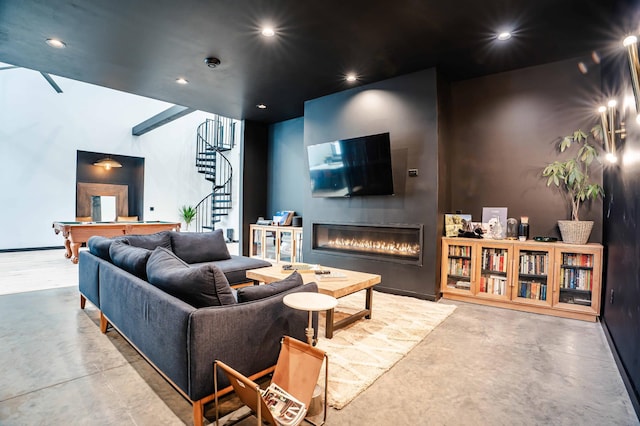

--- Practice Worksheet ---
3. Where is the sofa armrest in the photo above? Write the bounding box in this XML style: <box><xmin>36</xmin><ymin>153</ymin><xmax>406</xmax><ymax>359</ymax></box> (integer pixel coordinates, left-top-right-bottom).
<box><xmin>79</xmin><ymin>250</ymin><xmax>108</xmax><ymax>309</ymax></box>
<box><xmin>187</xmin><ymin>282</ymin><xmax>318</xmax><ymax>401</ymax></box>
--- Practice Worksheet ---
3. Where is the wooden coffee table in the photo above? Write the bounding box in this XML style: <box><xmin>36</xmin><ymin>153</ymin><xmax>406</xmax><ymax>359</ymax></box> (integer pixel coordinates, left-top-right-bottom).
<box><xmin>246</xmin><ymin>265</ymin><xmax>381</xmax><ymax>338</ymax></box>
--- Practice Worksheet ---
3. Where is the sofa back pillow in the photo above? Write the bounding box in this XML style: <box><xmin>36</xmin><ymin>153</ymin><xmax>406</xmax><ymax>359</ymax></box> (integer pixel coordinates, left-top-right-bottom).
<box><xmin>88</xmin><ymin>235</ymin><xmax>115</xmax><ymax>261</ymax></box>
<box><xmin>109</xmin><ymin>240</ymin><xmax>152</xmax><ymax>280</ymax></box>
<box><xmin>146</xmin><ymin>246</ymin><xmax>236</xmax><ymax>308</ymax></box>
<box><xmin>170</xmin><ymin>229</ymin><xmax>231</xmax><ymax>264</ymax></box>
<box><xmin>123</xmin><ymin>231</ymin><xmax>172</xmax><ymax>251</ymax></box>
<box><xmin>236</xmin><ymin>271</ymin><xmax>303</xmax><ymax>303</ymax></box>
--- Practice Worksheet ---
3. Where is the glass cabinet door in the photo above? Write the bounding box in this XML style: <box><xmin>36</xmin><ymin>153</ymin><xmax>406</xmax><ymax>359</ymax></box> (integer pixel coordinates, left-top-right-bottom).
<box><xmin>278</xmin><ymin>229</ymin><xmax>294</xmax><ymax>263</ymax></box>
<box><xmin>511</xmin><ymin>246</ymin><xmax>553</xmax><ymax>307</ymax></box>
<box><xmin>294</xmin><ymin>229</ymin><xmax>303</xmax><ymax>263</ymax></box>
<box><xmin>553</xmin><ymin>247</ymin><xmax>601</xmax><ymax>314</ymax></box>
<box><xmin>264</xmin><ymin>228</ymin><xmax>278</xmax><ymax>261</ymax></box>
<box><xmin>442</xmin><ymin>240</ymin><xmax>474</xmax><ymax>294</ymax></box>
<box><xmin>250</xmin><ymin>226</ymin><xmax>264</xmax><ymax>258</ymax></box>
<box><xmin>475</xmin><ymin>243</ymin><xmax>511</xmax><ymax>300</ymax></box>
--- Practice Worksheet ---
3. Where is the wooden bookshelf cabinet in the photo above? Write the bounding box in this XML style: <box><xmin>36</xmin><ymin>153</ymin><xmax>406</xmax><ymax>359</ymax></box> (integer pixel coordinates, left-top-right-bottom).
<box><xmin>249</xmin><ymin>224</ymin><xmax>303</xmax><ymax>263</ymax></box>
<box><xmin>440</xmin><ymin>237</ymin><xmax>603</xmax><ymax>321</ymax></box>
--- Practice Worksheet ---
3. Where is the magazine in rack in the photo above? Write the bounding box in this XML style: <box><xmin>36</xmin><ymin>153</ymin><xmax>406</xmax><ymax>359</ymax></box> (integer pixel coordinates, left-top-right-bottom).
<box><xmin>262</xmin><ymin>382</ymin><xmax>306</xmax><ymax>426</ymax></box>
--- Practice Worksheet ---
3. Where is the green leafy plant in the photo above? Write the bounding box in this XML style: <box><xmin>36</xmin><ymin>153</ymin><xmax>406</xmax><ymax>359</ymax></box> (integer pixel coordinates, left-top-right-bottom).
<box><xmin>179</xmin><ymin>205</ymin><xmax>197</xmax><ymax>231</ymax></box>
<box><xmin>542</xmin><ymin>127</ymin><xmax>605</xmax><ymax>221</ymax></box>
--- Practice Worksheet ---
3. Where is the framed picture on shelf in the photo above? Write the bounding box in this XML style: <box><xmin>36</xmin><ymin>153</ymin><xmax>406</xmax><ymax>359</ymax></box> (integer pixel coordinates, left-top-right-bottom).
<box><xmin>444</xmin><ymin>213</ymin><xmax>472</xmax><ymax>237</ymax></box>
<box><xmin>482</xmin><ymin>207</ymin><xmax>508</xmax><ymax>239</ymax></box>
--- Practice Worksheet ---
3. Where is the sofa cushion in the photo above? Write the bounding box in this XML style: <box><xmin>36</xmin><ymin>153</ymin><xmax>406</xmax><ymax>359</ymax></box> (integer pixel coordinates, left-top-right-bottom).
<box><xmin>191</xmin><ymin>255</ymin><xmax>272</xmax><ymax>285</ymax></box>
<box><xmin>109</xmin><ymin>240</ymin><xmax>152</xmax><ymax>280</ymax></box>
<box><xmin>146</xmin><ymin>247</ymin><xmax>236</xmax><ymax>308</ymax></box>
<box><xmin>87</xmin><ymin>235</ymin><xmax>114</xmax><ymax>261</ymax></box>
<box><xmin>123</xmin><ymin>231</ymin><xmax>172</xmax><ymax>251</ymax></box>
<box><xmin>170</xmin><ymin>229</ymin><xmax>231</xmax><ymax>264</ymax></box>
<box><xmin>236</xmin><ymin>271</ymin><xmax>303</xmax><ymax>303</ymax></box>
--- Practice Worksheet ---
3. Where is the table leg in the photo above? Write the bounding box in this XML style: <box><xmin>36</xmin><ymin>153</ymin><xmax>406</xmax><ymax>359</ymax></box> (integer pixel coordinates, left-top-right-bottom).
<box><xmin>63</xmin><ymin>238</ymin><xmax>72</xmax><ymax>259</ymax></box>
<box><xmin>325</xmin><ymin>308</ymin><xmax>335</xmax><ymax>339</ymax></box>
<box><xmin>305</xmin><ymin>311</ymin><xmax>314</xmax><ymax>346</ymax></box>
<box><xmin>365</xmin><ymin>287</ymin><xmax>373</xmax><ymax>319</ymax></box>
<box><xmin>70</xmin><ymin>242</ymin><xmax>81</xmax><ymax>264</ymax></box>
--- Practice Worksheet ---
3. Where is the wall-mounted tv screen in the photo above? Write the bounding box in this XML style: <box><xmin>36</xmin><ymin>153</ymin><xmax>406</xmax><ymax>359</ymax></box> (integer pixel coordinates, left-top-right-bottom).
<box><xmin>307</xmin><ymin>132</ymin><xmax>394</xmax><ymax>197</ymax></box>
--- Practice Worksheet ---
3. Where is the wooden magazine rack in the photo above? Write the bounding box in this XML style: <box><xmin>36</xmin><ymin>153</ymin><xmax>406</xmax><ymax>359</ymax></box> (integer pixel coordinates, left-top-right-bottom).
<box><xmin>214</xmin><ymin>336</ymin><xmax>328</xmax><ymax>425</ymax></box>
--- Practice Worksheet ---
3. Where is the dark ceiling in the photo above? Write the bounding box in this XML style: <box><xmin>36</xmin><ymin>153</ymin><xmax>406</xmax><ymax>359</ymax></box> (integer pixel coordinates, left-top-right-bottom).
<box><xmin>1</xmin><ymin>0</ymin><xmax>638</xmax><ymax>124</ymax></box>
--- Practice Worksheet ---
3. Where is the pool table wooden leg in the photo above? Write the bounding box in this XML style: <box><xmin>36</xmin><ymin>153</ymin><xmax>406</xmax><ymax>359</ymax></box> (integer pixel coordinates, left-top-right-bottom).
<box><xmin>70</xmin><ymin>242</ymin><xmax>81</xmax><ymax>264</ymax></box>
<box><xmin>63</xmin><ymin>238</ymin><xmax>72</xmax><ymax>259</ymax></box>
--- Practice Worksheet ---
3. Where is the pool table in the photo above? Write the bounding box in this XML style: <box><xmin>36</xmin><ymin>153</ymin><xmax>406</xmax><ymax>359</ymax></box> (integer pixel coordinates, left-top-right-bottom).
<box><xmin>52</xmin><ymin>221</ymin><xmax>181</xmax><ymax>264</ymax></box>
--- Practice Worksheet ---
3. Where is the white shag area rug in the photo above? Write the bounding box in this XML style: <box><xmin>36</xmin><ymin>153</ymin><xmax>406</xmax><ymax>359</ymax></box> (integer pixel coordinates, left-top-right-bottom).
<box><xmin>314</xmin><ymin>290</ymin><xmax>456</xmax><ymax>409</ymax></box>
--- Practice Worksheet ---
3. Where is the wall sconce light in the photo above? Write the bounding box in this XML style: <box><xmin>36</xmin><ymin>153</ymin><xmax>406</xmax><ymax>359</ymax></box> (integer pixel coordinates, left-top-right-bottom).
<box><xmin>623</xmin><ymin>35</ymin><xmax>640</xmax><ymax>124</ymax></box>
<box><xmin>598</xmin><ymin>100</ymin><xmax>624</xmax><ymax>163</ymax></box>
<box><xmin>93</xmin><ymin>156</ymin><xmax>123</xmax><ymax>170</ymax></box>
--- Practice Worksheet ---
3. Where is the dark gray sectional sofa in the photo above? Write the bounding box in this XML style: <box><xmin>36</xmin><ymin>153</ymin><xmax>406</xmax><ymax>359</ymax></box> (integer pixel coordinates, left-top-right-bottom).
<box><xmin>78</xmin><ymin>229</ymin><xmax>316</xmax><ymax>426</ymax></box>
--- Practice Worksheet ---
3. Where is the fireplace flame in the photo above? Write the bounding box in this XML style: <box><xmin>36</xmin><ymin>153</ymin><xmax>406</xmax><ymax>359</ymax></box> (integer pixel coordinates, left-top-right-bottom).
<box><xmin>324</xmin><ymin>237</ymin><xmax>420</xmax><ymax>257</ymax></box>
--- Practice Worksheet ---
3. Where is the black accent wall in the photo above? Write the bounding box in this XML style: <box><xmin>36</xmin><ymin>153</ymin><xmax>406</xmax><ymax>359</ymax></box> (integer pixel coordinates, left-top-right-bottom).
<box><xmin>445</xmin><ymin>58</ymin><xmax>603</xmax><ymax>242</ymax></box>
<box><xmin>241</xmin><ymin>121</ymin><xmax>269</xmax><ymax>256</ymax></box>
<box><xmin>76</xmin><ymin>151</ymin><xmax>144</xmax><ymax>219</ymax></box>
<box><xmin>300</xmin><ymin>69</ymin><xmax>440</xmax><ymax>299</ymax></box>
<box><xmin>601</xmin><ymin>55</ymin><xmax>640</xmax><ymax>414</ymax></box>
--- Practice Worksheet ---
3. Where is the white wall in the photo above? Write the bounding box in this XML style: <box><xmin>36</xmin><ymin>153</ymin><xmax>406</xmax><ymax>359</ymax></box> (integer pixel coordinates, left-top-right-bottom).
<box><xmin>0</xmin><ymin>64</ymin><xmax>240</xmax><ymax>249</ymax></box>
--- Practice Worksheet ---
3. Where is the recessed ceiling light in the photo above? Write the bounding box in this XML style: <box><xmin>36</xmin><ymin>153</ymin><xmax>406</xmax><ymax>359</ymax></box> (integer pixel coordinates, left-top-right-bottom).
<box><xmin>261</xmin><ymin>27</ymin><xmax>275</xmax><ymax>37</ymax></box>
<box><xmin>497</xmin><ymin>32</ymin><xmax>512</xmax><ymax>41</ymax></box>
<box><xmin>346</xmin><ymin>74</ymin><xmax>357</xmax><ymax>82</ymax></box>
<box><xmin>45</xmin><ymin>38</ymin><xmax>66</xmax><ymax>48</ymax></box>
<box><xmin>176</xmin><ymin>78</ymin><xmax>189</xmax><ymax>85</ymax></box>
<box><xmin>256</xmin><ymin>104</ymin><xmax>267</xmax><ymax>109</ymax></box>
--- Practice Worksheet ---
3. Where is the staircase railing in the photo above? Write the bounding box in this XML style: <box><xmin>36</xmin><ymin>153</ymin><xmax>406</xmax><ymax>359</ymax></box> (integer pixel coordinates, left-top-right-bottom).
<box><xmin>194</xmin><ymin>116</ymin><xmax>236</xmax><ymax>231</ymax></box>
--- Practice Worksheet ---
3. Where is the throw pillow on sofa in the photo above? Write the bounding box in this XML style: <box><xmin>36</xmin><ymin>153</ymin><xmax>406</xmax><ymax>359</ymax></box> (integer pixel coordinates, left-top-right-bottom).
<box><xmin>109</xmin><ymin>240</ymin><xmax>152</xmax><ymax>280</ymax></box>
<box><xmin>88</xmin><ymin>235</ymin><xmax>115</xmax><ymax>261</ymax></box>
<box><xmin>146</xmin><ymin>246</ymin><xmax>236</xmax><ymax>308</ymax></box>
<box><xmin>236</xmin><ymin>271</ymin><xmax>303</xmax><ymax>303</ymax></box>
<box><xmin>122</xmin><ymin>231</ymin><xmax>172</xmax><ymax>251</ymax></box>
<box><xmin>170</xmin><ymin>229</ymin><xmax>231</xmax><ymax>264</ymax></box>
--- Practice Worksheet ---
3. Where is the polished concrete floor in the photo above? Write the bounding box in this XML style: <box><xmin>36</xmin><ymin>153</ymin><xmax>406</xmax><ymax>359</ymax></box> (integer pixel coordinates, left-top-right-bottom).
<box><xmin>0</xmin><ymin>250</ymin><xmax>638</xmax><ymax>425</ymax></box>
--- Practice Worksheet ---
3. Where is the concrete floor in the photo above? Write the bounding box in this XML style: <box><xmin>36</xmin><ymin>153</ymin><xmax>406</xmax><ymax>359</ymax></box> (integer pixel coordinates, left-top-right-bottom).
<box><xmin>0</xmin><ymin>250</ymin><xmax>638</xmax><ymax>425</ymax></box>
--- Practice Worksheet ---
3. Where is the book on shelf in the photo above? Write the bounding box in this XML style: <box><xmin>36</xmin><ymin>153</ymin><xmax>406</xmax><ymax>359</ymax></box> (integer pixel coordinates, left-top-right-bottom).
<box><xmin>261</xmin><ymin>383</ymin><xmax>306</xmax><ymax>426</ymax></box>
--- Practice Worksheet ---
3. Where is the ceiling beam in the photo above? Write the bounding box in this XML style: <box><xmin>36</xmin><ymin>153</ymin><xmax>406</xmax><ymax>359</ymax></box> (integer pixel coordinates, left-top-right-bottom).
<box><xmin>132</xmin><ymin>105</ymin><xmax>195</xmax><ymax>136</ymax></box>
<box><xmin>40</xmin><ymin>72</ymin><xmax>63</xmax><ymax>93</ymax></box>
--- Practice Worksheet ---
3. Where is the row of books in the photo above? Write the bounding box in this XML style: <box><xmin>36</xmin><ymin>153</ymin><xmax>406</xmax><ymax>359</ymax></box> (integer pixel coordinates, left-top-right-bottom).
<box><xmin>518</xmin><ymin>280</ymin><xmax>548</xmax><ymax>301</ymax></box>
<box><xmin>562</xmin><ymin>253</ymin><xmax>594</xmax><ymax>267</ymax></box>
<box><xmin>478</xmin><ymin>275</ymin><xmax>507</xmax><ymax>295</ymax></box>
<box><xmin>560</xmin><ymin>268</ymin><xmax>593</xmax><ymax>291</ymax></box>
<box><xmin>448</xmin><ymin>245</ymin><xmax>471</xmax><ymax>257</ymax></box>
<box><xmin>447</xmin><ymin>258</ymin><xmax>471</xmax><ymax>277</ymax></box>
<box><xmin>519</xmin><ymin>252</ymin><xmax>549</xmax><ymax>275</ymax></box>
<box><xmin>481</xmin><ymin>249</ymin><xmax>508</xmax><ymax>273</ymax></box>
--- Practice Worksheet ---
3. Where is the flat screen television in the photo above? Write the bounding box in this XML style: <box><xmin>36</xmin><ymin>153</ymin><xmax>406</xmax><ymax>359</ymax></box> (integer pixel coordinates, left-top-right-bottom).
<box><xmin>307</xmin><ymin>132</ymin><xmax>394</xmax><ymax>197</ymax></box>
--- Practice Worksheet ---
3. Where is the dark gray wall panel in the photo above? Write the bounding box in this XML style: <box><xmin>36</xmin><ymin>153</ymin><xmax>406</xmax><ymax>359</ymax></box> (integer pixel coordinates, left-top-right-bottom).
<box><xmin>448</xmin><ymin>58</ymin><xmax>603</xmax><ymax>243</ymax></box>
<box><xmin>267</xmin><ymin>117</ymin><xmax>305</xmax><ymax>219</ymax></box>
<box><xmin>301</xmin><ymin>68</ymin><xmax>439</xmax><ymax>298</ymax></box>
<box><xmin>241</xmin><ymin>121</ymin><xmax>269</xmax><ymax>256</ymax></box>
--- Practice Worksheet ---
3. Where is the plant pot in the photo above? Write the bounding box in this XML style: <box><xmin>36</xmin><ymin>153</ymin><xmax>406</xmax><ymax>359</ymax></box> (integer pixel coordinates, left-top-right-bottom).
<box><xmin>557</xmin><ymin>220</ymin><xmax>593</xmax><ymax>245</ymax></box>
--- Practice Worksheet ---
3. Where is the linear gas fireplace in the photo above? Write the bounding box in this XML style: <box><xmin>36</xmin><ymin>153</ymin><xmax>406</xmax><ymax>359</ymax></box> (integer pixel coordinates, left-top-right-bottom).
<box><xmin>312</xmin><ymin>223</ymin><xmax>423</xmax><ymax>265</ymax></box>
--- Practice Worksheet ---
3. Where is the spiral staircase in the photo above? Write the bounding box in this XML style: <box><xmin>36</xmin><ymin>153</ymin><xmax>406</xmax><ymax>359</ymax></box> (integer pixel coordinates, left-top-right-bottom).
<box><xmin>193</xmin><ymin>116</ymin><xmax>236</xmax><ymax>231</ymax></box>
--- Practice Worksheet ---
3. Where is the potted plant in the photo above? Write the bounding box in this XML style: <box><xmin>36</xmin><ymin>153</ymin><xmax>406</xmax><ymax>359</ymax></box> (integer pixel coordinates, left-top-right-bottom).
<box><xmin>542</xmin><ymin>127</ymin><xmax>605</xmax><ymax>244</ymax></box>
<box><xmin>179</xmin><ymin>205</ymin><xmax>197</xmax><ymax>231</ymax></box>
